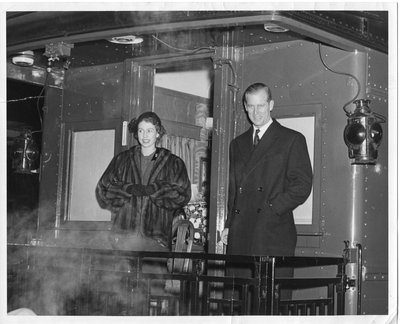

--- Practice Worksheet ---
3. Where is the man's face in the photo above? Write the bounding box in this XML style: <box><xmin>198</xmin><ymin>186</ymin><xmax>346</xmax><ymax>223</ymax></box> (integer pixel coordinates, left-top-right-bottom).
<box><xmin>244</xmin><ymin>90</ymin><xmax>274</xmax><ymax>127</ymax></box>
<box><xmin>137</xmin><ymin>120</ymin><xmax>158</xmax><ymax>149</ymax></box>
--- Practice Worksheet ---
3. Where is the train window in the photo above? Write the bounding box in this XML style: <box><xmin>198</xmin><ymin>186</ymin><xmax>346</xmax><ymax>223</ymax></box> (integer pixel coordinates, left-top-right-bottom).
<box><xmin>59</xmin><ymin>119</ymin><xmax>122</xmax><ymax>230</ymax></box>
<box><xmin>272</xmin><ymin>103</ymin><xmax>322</xmax><ymax>235</ymax></box>
<box><xmin>67</xmin><ymin>129</ymin><xmax>114</xmax><ymax>221</ymax></box>
<box><xmin>277</xmin><ymin>116</ymin><xmax>314</xmax><ymax>225</ymax></box>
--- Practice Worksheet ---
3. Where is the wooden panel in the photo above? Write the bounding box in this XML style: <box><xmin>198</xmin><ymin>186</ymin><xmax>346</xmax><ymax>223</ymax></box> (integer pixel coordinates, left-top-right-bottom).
<box><xmin>154</xmin><ymin>86</ymin><xmax>209</xmax><ymax>124</ymax></box>
<box><xmin>161</xmin><ymin>119</ymin><xmax>202</xmax><ymax>140</ymax></box>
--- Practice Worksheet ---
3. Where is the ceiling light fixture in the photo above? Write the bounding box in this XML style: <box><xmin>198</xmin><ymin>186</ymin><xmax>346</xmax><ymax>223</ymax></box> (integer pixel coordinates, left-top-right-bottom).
<box><xmin>108</xmin><ymin>35</ymin><xmax>144</xmax><ymax>45</ymax></box>
<box><xmin>11</xmin><ymin>50</ymin><xmax>35</xmax><ymax>67</ymax></box>
<box><xmin>264</xmin><ymin>23</ymin><xmax>289</xmax><ymax>33</ymax></box>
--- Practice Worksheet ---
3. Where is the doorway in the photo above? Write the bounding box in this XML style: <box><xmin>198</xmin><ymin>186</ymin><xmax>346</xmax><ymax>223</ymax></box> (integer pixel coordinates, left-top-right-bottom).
<box><xmin>153</xmin><ymin>58</ymin><xmax>214</xmax><ymax>252</ymax></box>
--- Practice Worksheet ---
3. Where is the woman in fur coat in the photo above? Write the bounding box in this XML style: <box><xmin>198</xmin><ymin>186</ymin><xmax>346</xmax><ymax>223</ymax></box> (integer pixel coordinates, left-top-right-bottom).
<box><xmin>96</xmin><ymin>111</ymin><xmax>191</xmax><ymax>252</ymax></box>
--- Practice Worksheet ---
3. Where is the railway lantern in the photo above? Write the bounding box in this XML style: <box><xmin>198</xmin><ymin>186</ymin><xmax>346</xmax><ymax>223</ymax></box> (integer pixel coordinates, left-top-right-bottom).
<box><xmin>344</xmin><ymin>99</ymin><xmax>385</xmax><ymax>165</ymax></box>
<box><xmin>11</xmin><ymin>129</ymin><xmax>39</xmax><ymax>174</ymax></box>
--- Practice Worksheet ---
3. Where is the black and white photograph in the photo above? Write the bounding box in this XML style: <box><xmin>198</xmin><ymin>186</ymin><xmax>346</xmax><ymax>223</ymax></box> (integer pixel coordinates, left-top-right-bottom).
<box><xmin>2</xmin><ymin>3</ymin><xmax>397</xmax><ymax>324</ymax></box>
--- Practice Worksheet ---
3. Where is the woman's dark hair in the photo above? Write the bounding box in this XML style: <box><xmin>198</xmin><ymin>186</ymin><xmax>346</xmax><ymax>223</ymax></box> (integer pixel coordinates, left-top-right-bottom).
<box><xmin>128</xmin><ymin>111</ymin><xmax>166</xmax><ymax>141</ymax></box>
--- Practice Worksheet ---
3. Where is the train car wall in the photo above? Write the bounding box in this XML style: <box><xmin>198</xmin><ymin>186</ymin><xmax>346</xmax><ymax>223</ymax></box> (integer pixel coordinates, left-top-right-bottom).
<box><xmin>232</xmin><ymin>40</ymin><xmax>388</xmax><ymax>314</ymax></box>
<box><xmin>38</xmin><ymin>63</ymin><xmax>126</xmax><ymax>246</ymax></box>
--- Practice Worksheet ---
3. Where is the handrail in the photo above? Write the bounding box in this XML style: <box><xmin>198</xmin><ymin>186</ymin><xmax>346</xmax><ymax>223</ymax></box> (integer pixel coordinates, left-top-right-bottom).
<box><xmin>7</xmin><ymin>243</ymin><xmax>348</xmax><ymax>315</ymax></box>
<box><xmin>7</xmin><ymin>243</ymin><xmax>344</xmax><ymax>266</ymax></box>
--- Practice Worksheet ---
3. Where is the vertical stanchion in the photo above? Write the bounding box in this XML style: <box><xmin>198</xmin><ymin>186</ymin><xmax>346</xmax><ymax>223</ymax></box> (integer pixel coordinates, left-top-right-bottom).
<box><xmin>269</xmin><ymin>257</ymin><xmax>275</xmax><ymax>315</ymax></box>
<box><xmin>256</xmin><ymin>256</ymin><xmax>274</xmax><ymax>314</ymax></box>
<box><xmin>336</xmin><ymin>256</ymin><xmax>346</xmax><ymax>315</ymax></box>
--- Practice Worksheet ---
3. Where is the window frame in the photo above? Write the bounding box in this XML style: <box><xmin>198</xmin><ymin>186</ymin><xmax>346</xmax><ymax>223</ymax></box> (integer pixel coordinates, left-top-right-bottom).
<box><xmin>271</xmin><ymin>103</ymin><xmax>323</xmax><ymax>240</ymax></box>
<box><xmin>58</xmin><ymin>119</ymin><xmax>122</xmax><ymax>231</ymax></box>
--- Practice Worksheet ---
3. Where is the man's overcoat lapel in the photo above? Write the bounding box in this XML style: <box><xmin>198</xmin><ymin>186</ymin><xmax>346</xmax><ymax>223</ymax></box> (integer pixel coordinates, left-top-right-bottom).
<box><xmin>238</xmin><ymin>120</ymin><xmax>280</xmax><ymax>186</ymax></box>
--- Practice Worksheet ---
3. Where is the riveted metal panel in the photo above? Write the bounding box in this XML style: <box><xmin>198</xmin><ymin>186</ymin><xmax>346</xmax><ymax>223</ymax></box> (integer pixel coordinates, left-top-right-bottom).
<box><xmin>37</xmin><ymin>86</ymin><xmax>63</xmax><ymax>234</ymax></box>
<box><xmin>367</xmin><ymin>50</ymin><xmax>389</xmax><ymax>99</ymax></box>
<box><xmin>234</xmin><ymin>40</ymin><xmax>388</xmax><ymax>313</ymax></box>
<box><xmin>361</xmin><ymin>50</ymin><xmax>389</xmax><ymax>315</ymax></box>
<box><xmin>62</xmin><ymin>63</ymin><xmax>124</xmax><ymax>122</ymax></box>
<box><xmin>236</xmin><ymin>40</ymin><xmax>361</xmax><ymax>254</ymax></box>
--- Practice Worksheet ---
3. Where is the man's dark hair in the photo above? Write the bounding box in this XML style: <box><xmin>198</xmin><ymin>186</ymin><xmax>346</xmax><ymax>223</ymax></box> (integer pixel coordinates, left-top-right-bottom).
<box><xmin>243</xmin><ymin>82</ymin><xmax>273</xmax><ymax>106</ymax></box>
<box><xmin>128</xmin><ymin>111</ymin><xmax>166</xmax><ymax>141</ymax></box>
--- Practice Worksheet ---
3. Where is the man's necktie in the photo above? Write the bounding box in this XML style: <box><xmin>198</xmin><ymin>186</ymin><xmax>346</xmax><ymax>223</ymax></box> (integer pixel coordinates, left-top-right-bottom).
<box><xmin>254</xmin><ymin>128</ymin><xmax>260</xmax><ymax>147</ymax></box>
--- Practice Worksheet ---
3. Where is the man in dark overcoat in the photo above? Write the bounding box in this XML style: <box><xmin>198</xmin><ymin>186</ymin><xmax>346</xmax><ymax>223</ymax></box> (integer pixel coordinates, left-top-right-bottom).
<box><xmin>222</xmin><ymin>82</ymin><xmax>313</xmax><ymax>268</ymax></box>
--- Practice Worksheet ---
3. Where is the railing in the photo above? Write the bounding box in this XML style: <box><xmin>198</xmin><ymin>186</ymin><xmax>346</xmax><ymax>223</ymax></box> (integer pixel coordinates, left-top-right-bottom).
<box><xmin>7</xmin><ymin>243</ymin><xmax>347</xmax><ymax>315</ymax></box>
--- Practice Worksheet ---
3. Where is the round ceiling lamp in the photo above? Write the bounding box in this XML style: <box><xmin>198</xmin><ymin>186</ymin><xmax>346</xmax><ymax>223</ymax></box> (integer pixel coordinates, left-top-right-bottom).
<box><xmin>108</xmin><ymin>35</ymin><xmax>144</xmax><ymax>45</ymax></box>
<box><xmin>11</xmin><ymin>50</ymin><xmax>35</xmax><ymax>67</ymax></box>
<box><xmin>264</xmin><ymin>23</ymin><xmax>290</xmax><ymax>33</ymax></box>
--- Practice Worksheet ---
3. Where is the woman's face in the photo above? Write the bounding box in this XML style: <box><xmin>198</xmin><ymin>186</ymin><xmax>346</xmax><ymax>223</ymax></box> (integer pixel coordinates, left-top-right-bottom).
<box><xmin>137</xmin><ymin>120</ymin><xmax>159</xmax><ymax>149</ymax></box>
